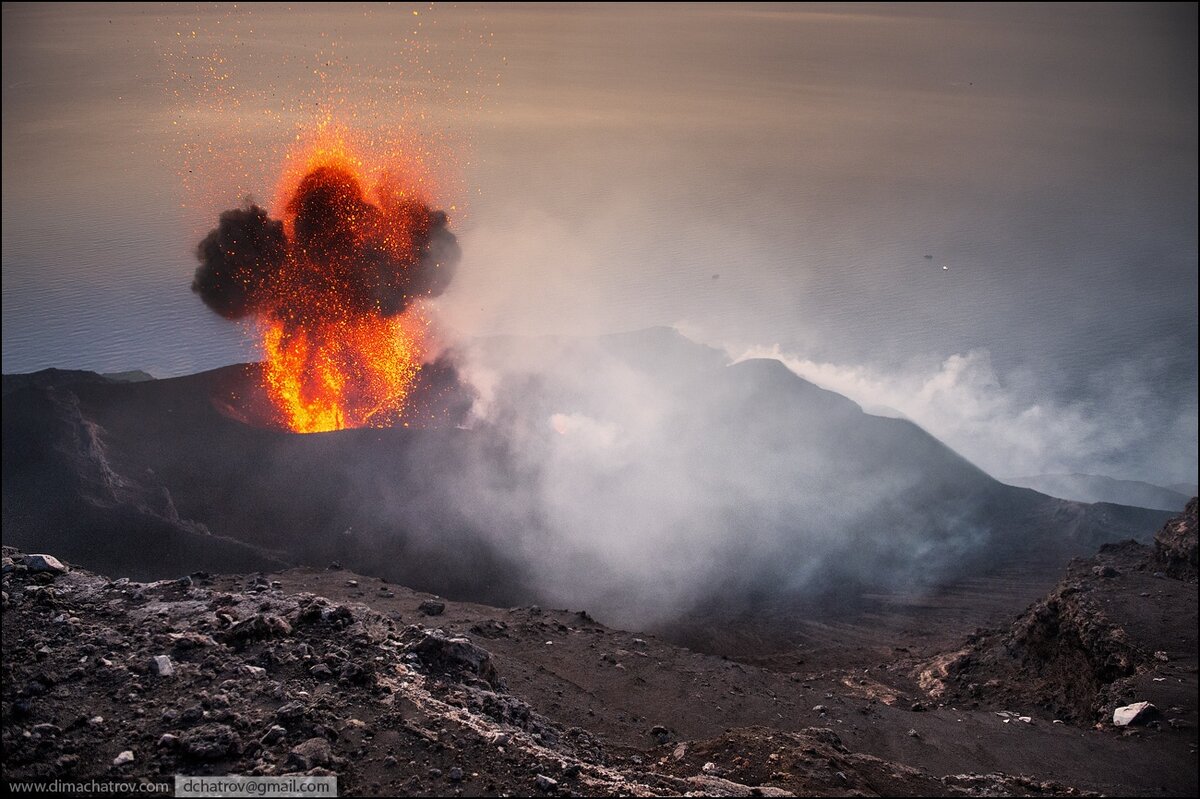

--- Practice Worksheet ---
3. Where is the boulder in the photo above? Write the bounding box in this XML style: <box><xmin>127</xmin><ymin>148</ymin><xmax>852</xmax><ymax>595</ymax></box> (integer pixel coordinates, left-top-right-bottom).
<box><xmin>287</xmin><ymin>737</ymin><xmax>333</xmax><ymax>770</ymax></box>
<box><xmin>418</xmin><ymin>599</ymin><xmax>446</xmax><ymax>616</ymax></box>
<box><xmin>1113</xmin><ymin>701</ymin><xmax>1157</xmax><ymax>727</ymax></box>
<box><xmin>403</xmin><ymin>629</ymin><xmax>498</xmax><ymax>685</ymax></box>
<box><xmin>261</xmin><ymin>725</ymin><xmax>287</xmax><ymax>745</ymax></box>
<box><xmin>276</xmin><ymin>701</ymin><xmax>306</xmax><ymax>722</ymax></box>
<box><xmin>222</xmin><ymin>613</ymin><xmax>292</xmax><ymax>646</ymax></box>
<box><xmin>24</xmin><ymin>554</ymin><xmax>68</xmax><ymax>575</ymax></box>
<box><xmin>1155</xmin><ymin>498</ymin><xmax>1198</xmax><ymax>578</ymax></box>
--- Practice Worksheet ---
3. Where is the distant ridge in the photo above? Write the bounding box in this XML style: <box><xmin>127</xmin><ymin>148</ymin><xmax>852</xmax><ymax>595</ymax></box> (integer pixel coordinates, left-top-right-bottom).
<box><xmin>1004</xmin><ymin>472</ymin><xmax>1191</xmax><ymax>513</ymax></box>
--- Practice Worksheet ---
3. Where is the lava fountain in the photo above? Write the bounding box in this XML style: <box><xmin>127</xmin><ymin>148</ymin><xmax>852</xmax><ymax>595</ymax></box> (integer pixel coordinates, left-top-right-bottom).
<box><xmin>192</xmin><ymin>136</ymin><xmax>459</xmax><ymax>432</ymax></box>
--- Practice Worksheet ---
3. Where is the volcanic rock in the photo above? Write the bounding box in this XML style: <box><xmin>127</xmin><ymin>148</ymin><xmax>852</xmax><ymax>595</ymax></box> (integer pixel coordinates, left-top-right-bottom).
<box><xmin>922</xmin><ymin>499</ymin><xmax>1199</xmax><ymax>733</ymax></box>
<box><xmin>2</xmin><ymin>543</ymin><xmax>1194</xmax><ymax>796</ymax></box>
<box><xmin>403</xmin><ymin>628</ymin><xmax>498</xmax><ymax>685</ymax></box>
<box><xmin>261</xmin><ymin>725</ymin><xmax>287</xmax><ymax>745</ymax></box>
<box><xmin>287</xmin><ymin>737</ymin><xmax>333</xmax><ymax>770</ymax></box>
<box><xmin>222</xmin><ymin>613</ymin><xmax>292</xmax><ymax>646</ymax></box>
<box><xmin>921</xmin><ymin>564</ymin><xmax>1141</xmax><ymax>721</ymax></box>
<box><xmin>23</xmin><ymin>554</ymin><xmax>68</xmax><ymax>575</ymax></box>
<box><xmin>685</xmin><ymin>775</ymin><xmax>795</xmax><ymax>797</ymax></box>
<box><xmin>182</xmin><ymin>724</ymin><xmax>241</xmax><ymax>760</ymax></box>
<box><xmin>1113</xmin><ymin>702</ymin><xmax>1157</xmax><ymax>727</ymax></box>
<box><xmin>275</xmin><ymin>701</ymin><xmax>306</xmax><ymax>722</ymax></box>
<box><xmin>418</xmin><ymin>599</ymin><xmax>446</xmax><ymax>616</ymax></box>
<box><xmin>1155</xmin><ymin>497</ymin><xmax>1197</xmax><ymax>578</ymax></box>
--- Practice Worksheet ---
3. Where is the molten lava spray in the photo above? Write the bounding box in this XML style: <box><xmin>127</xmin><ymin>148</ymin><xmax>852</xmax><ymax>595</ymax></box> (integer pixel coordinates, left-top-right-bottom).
<box><xmin>192</xmin><ymin>140</ymin><xmax>459</xmax><ymax>432</ymax></box>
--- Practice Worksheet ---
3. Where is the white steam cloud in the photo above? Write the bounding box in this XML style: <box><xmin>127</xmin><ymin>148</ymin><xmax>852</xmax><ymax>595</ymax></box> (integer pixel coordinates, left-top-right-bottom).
<box><xmin>732</xmin><ymin>343</ymin><xmax>1196</xmax><ymax>485</ymax></box>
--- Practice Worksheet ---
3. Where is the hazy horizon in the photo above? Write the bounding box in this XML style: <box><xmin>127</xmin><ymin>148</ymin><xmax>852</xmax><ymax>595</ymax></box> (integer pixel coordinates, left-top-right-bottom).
<box><xmin>2</xmin><ymin>2</ymin><xmax>1196</xmax><ymax>486</ymax></box>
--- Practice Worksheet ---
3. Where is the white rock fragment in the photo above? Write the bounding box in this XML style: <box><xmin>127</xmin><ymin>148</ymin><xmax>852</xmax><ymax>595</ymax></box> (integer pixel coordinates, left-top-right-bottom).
<box><xmin>24</xmin><ymin>554</ymin><xmax>68</xmax><ymax>574</ymax></box>
<box><xmin>113</xmin><ymin>750</ymin><xmax>135</xmax><ymax>766</ymax></box>
<box><xmin>151</xmin><ymin>655</ymin><xmax>174</xmax><ymax>677</ymax></box>
<box><xmin>1113</xmin><ymin>701</ymin><xmax>1156</xmax><ymax>727</ymax></box>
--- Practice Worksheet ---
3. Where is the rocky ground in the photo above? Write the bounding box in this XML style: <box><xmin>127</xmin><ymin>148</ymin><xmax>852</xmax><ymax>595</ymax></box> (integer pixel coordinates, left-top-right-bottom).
<box><xmin>923</xmin><ymin>499</ymin><xmax>1197</xmax><ymax>732</ymax></box>
<box><xmin>2</xmin><ymin>503</ymin><xmax>1197</xmax><ymax>797</ymax></box>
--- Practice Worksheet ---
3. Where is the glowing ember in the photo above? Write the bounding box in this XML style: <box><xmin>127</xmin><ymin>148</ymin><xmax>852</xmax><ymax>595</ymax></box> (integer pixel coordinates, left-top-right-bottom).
<box><xmin>192</xmin><ymin>132</ymin><xmax>459</xmax><ymax>433</ymax></box>
<box><xmin>262</xmin><ymin>313</ymin><xmax>425</xmax><ymax>432</ymax></box>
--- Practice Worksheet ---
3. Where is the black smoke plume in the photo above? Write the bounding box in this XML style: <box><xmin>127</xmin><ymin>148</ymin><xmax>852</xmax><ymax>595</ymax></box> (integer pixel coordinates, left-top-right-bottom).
<box><xmin>192</xmin><ymin>166</ymin><xmax>460</xmax><ymax>324</ymax></box>
<box><xmin>193</xmin><ymin>205</ymin><xmax>286</xmax><ymax>320</ymax></box>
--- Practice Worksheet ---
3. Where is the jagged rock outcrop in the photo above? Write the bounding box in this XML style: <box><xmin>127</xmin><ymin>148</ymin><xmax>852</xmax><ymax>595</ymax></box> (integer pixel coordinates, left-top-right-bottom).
<box><xmin>1155</xmin><ymin>497</ymin><xmax>1198</xmax><ymax>579</ymax></box>
<box><xmin>917</xmin><ymin>570</ymin><xmax>1141</xmax><ymax>723</ymax></box>
<box><xmin>921</xmin><ymin>500</ymin><xmax>1199</xmax><ymax>726</ymax></box>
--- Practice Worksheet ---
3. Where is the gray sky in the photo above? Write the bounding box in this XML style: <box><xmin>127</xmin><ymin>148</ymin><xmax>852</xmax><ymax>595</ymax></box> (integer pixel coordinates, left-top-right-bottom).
<box><xmin>2</xmin><ymin>2</ymin><xmax>1196</xmax><ymax>484</ymax></box>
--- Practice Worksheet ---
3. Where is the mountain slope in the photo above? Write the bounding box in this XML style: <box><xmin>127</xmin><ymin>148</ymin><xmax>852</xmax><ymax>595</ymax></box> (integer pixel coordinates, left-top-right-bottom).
<box><xmin>1004</xmin><ymin>473</ymin><xmax>1191</xmax><ymax>512</ymax></box>
<box><xmin>1</xmin><ymin>329</ymin><xmax>1170</xmax><ymax>638</ymax></box>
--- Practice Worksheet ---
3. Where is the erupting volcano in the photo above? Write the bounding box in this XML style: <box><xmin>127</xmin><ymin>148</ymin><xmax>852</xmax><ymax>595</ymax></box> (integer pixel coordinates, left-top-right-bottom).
<box><xmin>192</xmin><ymin>137</ymin><xmax>460</xmax><ymax>432</ymax></box>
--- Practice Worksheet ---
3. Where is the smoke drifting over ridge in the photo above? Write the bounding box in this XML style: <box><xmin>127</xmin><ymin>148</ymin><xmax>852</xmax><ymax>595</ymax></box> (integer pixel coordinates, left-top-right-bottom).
<box><xmin>734</xmin><ymin>344</ymin><xmax>1199</xmax><ymax>487</ymax></box>
<box><xmin>340</xmin><ymin>327</ymin><xmax>1139</xmax><ymax>631</ymax></box>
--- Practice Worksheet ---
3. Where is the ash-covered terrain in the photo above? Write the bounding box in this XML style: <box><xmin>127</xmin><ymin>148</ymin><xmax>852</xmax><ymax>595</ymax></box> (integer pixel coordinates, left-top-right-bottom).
<box><xmin>1</xmin><ymin>500</ymin><xmax>1196</xmax><ymax>795</ymax></box>
<box><xmin>2</xmin><ymin>329</ymin><xmax>1195</xmax><ymax>795</ymax></box>
<box><xmin>0</xmin><ymin>330</ymin><xmax>1170</xmax><ymax>639</ymax></box>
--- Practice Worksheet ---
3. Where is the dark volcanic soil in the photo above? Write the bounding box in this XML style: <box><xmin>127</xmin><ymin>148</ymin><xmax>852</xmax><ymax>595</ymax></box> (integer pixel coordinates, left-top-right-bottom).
<box><xmin>3</xmin><ymin>526</ymin><xmax>1197</xmax><ymax>796</ymax></box>
<box><xmin>923</xmin><ymin>500</ymin><xmax>1198</xmax><ymax>733</ymax></box>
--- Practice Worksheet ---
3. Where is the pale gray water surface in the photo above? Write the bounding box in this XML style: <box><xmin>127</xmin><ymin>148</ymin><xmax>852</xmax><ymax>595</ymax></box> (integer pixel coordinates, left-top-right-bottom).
<box><xmin>2</xmin><ymin>3</ymin><xmax>1196</xmax><ymax>483</ymax></box>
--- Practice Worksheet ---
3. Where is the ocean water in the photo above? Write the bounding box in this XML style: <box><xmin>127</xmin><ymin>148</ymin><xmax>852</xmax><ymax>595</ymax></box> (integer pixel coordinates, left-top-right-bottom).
<box><xmin>2</xmin><ymin>3</ymin><xmax>1196</xmax><ymax>482</ymax></box>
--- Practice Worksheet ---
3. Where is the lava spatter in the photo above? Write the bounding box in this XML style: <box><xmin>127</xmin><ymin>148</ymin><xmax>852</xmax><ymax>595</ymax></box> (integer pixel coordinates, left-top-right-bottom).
<box><xmin>193</xmin><ymin>132</ymin><xmax>459</xmax><ymax>432</ymax></box>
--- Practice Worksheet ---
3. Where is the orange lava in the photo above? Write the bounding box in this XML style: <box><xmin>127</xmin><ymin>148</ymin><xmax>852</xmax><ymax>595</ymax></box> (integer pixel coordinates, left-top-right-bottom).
<box><xmin>258</xmin><ymin>134</ymin><xmax>441</xmax><ymax>433</ymax></box>
<box><xmin>262</xmin><ymin>313</ymin><xmax>426</xmax><ymax>433</ymax></box>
